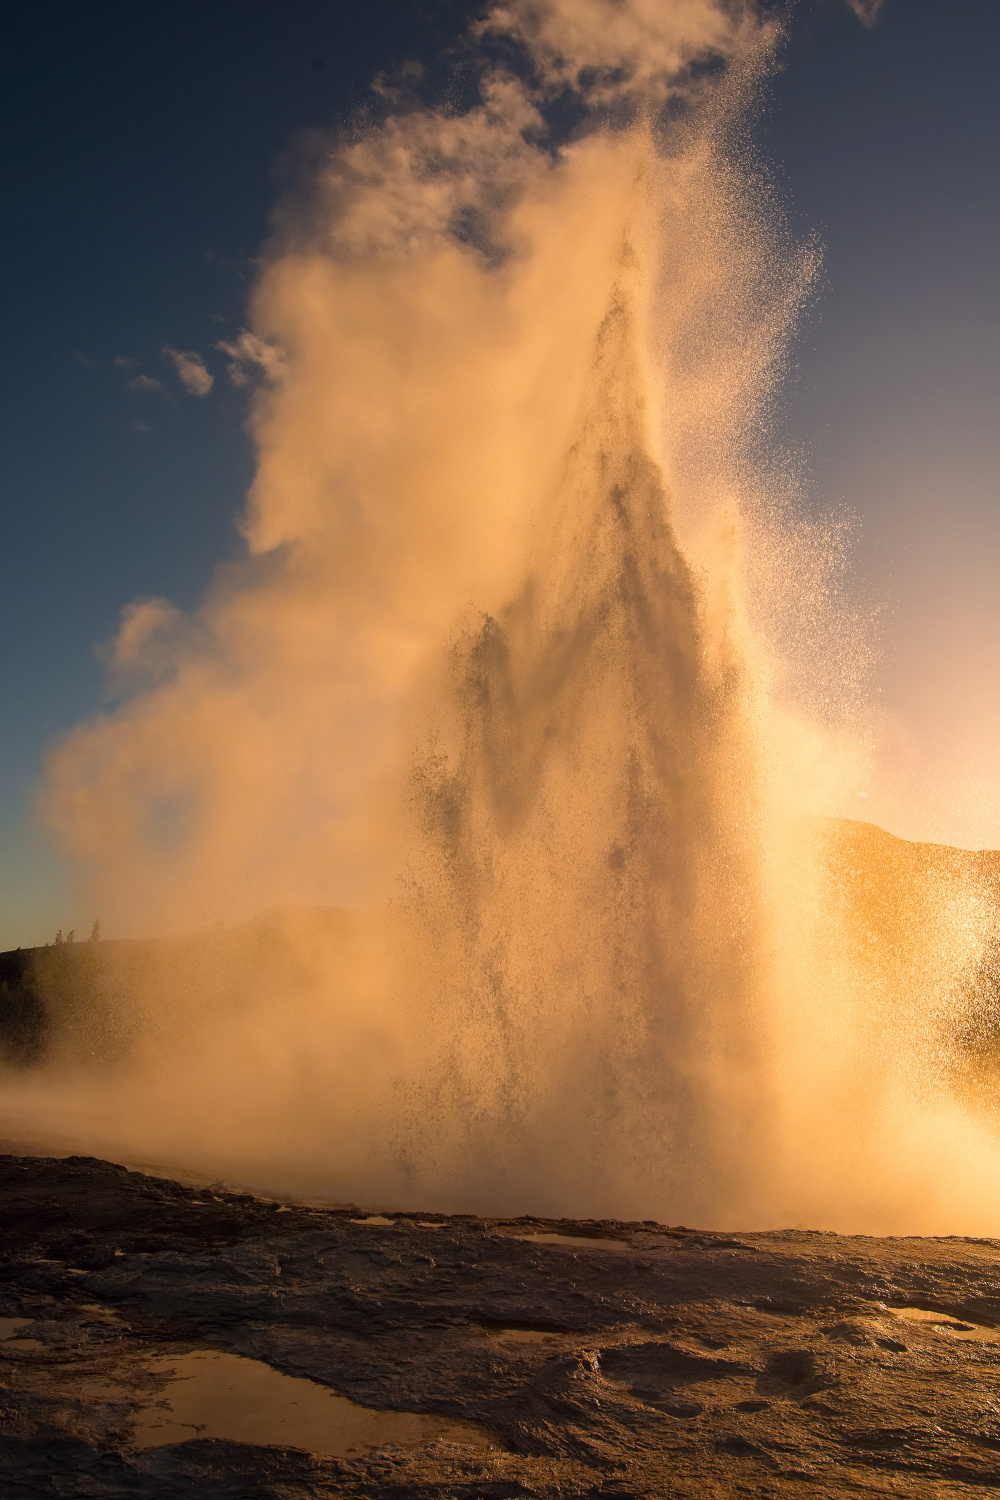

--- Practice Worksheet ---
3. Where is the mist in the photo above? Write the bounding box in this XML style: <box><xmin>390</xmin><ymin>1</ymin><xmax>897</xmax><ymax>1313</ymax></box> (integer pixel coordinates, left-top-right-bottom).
<box><xmin>5</xmin><ymin>0</ymin><xmax>1000</xmax><ymax>1235</ymax></box>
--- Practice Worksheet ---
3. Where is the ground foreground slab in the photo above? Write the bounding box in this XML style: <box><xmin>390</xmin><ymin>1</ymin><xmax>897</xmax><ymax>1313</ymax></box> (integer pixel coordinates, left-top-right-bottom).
<box><xmin>2</xmin><ymin>1155</ymin><xmax>1000</xmax><ymax>1497</ymax></box>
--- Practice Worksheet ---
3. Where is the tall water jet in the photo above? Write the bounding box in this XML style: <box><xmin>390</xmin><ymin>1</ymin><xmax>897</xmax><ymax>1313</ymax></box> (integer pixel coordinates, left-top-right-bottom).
<box><xmin>399</xmin><ymin>220</ymin><xmax>767</xmax><ymax>1223</ymax></box>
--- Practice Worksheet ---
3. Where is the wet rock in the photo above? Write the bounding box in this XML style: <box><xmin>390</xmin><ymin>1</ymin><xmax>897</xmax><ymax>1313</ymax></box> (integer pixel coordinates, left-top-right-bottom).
<box><xmin>4</xmin><ymin>1152</ymin><xmax>1000</xmax><ymax>1496</ymax></box>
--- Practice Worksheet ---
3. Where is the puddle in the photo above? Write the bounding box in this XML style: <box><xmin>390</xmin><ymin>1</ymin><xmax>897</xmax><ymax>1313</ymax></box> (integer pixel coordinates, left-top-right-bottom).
<box><xmin>512</xmin><ymin>1232</ymin><xmax>633</xmax><ymax>1252</ymax></box>
<box><xmin>889</xmin><ymin>1307</ymin><xmax>997</xmax><ymax>1341</ymax></box>
<box><xmin>351</xmin><ymin>1216</ymin><xmax>395</xmax><ymax>1226</ymax></box>
<box><xmin>487</xmin><ymin>1328</ymin><xmax>561</xmax><ymax>1345</ymax></box>
<box><xmin>131</xmin><ymin>1350</ymin><xmax>494</xmax><ymax>1456</ymax></box>
<box><xmin>0</xmin><ymin>1320</ymin><xmax>45</xmax><ymax>1353</ymax></box>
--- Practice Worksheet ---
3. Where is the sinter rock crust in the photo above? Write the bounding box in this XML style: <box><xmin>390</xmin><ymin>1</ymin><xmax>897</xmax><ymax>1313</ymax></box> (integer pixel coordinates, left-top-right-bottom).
<box><xmin>2</xmin><ymin>1155</ymin><xmax>1000</xmax><ymax>1496</ymax></box>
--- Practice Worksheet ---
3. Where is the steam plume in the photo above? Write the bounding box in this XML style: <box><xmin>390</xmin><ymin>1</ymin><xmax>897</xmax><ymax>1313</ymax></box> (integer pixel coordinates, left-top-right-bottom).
<box><xmin>8</xmin><ymin>0</ymin><xmax>1000</xmax><ymax>1233</ymax></box>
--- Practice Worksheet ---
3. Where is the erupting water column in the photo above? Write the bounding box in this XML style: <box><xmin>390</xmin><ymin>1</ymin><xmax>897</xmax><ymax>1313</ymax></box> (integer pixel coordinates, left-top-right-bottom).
<box><xmin>398</xmin><ymin>171</ymin><xmax>769</xmax><ymax>1223</ymax></box>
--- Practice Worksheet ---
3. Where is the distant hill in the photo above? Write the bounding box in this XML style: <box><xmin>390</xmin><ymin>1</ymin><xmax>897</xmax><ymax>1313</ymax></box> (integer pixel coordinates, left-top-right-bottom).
<box><xmin>0</xmin><ymin>905</ymin><xmax>371</xmax><ymax>1071</ymax></box>
<box><xmin>2</xmin><ymin>821</ymin><xmax>998</xmax><ymax>1077</ymax></box>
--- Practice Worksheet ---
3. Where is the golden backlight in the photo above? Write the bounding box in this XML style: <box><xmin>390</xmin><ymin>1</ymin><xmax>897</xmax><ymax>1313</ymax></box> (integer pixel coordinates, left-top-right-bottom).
<box><xmin>4</xmin><ymin>1</ymin><xmax>1000</xmax><ymax>1234</ymax></box>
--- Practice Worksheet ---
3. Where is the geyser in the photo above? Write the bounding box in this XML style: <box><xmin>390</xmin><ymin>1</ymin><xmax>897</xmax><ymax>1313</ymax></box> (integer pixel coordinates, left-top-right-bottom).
<box><xmin>5</xmin><ymin>0</ymin><xmax>1000</xmax><ymax>1233</ymax></box>
<box><xmin>398</xmin><ymin>261</ymin><xmax>769</xmax><ymax>1225</ymax></box>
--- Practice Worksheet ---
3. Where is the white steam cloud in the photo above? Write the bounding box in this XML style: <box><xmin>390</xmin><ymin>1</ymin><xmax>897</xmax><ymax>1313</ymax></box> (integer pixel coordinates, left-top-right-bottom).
<box><xmin>7</xmin><ymin>0</ymin><xmax>999</xmax><ymax>1237</ymax></box>
<box><xmin>481</xmin><ymin>0</ymin><xmax>760</xmax><ymax>99</ymax></box>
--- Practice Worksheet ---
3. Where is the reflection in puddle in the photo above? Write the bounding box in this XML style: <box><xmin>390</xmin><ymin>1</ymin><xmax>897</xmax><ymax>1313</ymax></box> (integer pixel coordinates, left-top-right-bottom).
<box><xmin>889</xmin><ymin>1307</ymin><xmax>997</xmax><ymax>1341</ymax></box>
<box><xmin>488</xmin><ymin>1328</ymin><xmax>561</xmax><ymax>1345</ymax></box>
<box><xmin>132</xmin><ymin>1351</ymin><xmax>495</xmax><ymax>1456</ymax></box>
<box><xmin>512</xmin><ymin>1232</ymin><xmax>633</xmax><ymax>1252</ymax></box>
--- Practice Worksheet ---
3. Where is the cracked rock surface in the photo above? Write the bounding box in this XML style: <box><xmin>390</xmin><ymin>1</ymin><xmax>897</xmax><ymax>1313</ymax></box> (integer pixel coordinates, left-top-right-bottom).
<box><xmin>3</xmin><ymin>1154</ymin><xmax>1000</xmax><ymax>1496</ymax></box>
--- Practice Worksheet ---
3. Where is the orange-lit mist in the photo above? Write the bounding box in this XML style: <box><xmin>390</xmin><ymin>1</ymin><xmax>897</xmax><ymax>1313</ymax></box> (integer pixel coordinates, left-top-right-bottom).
<box><xmin>4</xmin><ymin>0</ymin><xmax>1000</xmax><ymax>1234</ymax></box>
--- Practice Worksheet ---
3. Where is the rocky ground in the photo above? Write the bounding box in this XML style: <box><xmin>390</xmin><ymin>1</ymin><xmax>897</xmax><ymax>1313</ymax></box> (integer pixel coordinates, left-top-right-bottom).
<box><xmin>2</xmin><ymin>1154</ymin><xmax>1000</xmax><ymax>1497</ymax></box>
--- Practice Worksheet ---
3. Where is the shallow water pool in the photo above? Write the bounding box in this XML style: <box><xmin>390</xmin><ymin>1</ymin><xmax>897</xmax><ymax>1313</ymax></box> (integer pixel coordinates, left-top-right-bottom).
<box><xmin>131</xmin><ymin>1349</ymin><xmax>495</xmax><ymax>1456</ymax></box>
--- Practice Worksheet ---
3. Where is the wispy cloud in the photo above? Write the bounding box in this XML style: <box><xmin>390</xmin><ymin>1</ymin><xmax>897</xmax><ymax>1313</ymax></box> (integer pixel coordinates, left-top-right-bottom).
<box><xmin>125</xmin><ymin>373</ymin><xmax>164</xmax><ymax>394</ymax></box>
<box><xmin>844</xmin><ymin>0</ymin><xmax>887</xmax><ymax>25</ymax></box>
<box><xmin>215</xmin><ymin>331</ymin><xmax>286</xmax><ymax>388</ymax></box>
<box><xmin>162</xmin><ymin>346</ymin><xmax>214</xmax><ymax>396</ymax></box>
<box><xmin>114</xmin><ymin>358</ymin><xmax>164</xmax><ymax>394</ymax></box>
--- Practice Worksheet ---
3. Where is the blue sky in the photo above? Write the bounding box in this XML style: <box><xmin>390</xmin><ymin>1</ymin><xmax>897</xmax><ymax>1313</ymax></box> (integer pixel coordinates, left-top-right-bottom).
<box><xmin>1</xmin><ymin>0</ymin><xmax>998</xmax><ymax>946</ymax></box>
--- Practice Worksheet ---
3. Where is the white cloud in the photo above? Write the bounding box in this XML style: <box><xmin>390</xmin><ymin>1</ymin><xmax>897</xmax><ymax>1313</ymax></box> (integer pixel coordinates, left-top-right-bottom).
<box><xmin>162</xmin><ymin>346</ymin><xmax>214</xmax><ymax>396</ymax></box>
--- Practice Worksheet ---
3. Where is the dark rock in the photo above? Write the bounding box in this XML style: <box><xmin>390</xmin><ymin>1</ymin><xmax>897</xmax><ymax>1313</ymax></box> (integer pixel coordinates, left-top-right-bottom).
<box><xmin>4</xmin><ymin>1151</ymin><xmax>1000</xmax><ymax>1496</ymax></box>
